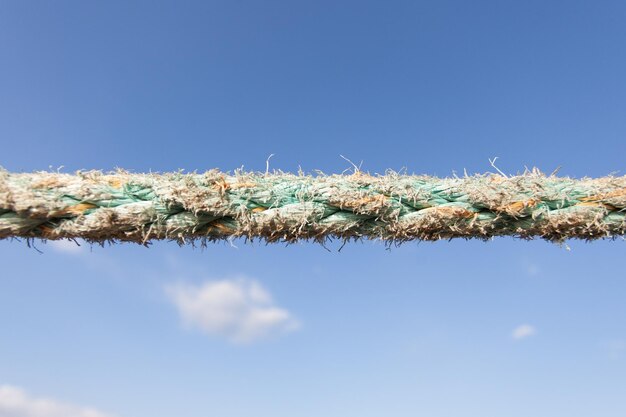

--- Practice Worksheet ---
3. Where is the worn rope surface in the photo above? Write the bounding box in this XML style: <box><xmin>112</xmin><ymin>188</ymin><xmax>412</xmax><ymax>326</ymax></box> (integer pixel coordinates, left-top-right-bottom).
<box><xmin>1</xmin><ymin>168</ymin><xmax>625</xmax><ymax>244</ymax></box>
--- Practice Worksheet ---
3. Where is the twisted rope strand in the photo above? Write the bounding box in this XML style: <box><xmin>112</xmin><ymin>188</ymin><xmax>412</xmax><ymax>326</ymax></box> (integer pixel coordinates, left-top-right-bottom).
<box><xmin>1</xmin><ymin>169</ymin><xmax>625</xmax><ymax>244</ymax></box>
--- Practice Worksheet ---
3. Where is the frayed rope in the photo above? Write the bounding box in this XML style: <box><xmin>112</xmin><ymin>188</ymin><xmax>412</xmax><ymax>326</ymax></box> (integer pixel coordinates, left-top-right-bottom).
<box><xmin>1</xmin><ymin>168</ymin><xmax>625</xmax><ymax>245</ymax></box>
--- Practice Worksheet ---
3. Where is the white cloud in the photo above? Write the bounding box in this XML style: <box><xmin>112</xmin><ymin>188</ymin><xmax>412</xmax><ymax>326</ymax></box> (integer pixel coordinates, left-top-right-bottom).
<box><xmin>165</xmin><ymin>277</ymin><xmax>300</xmax><ymax>343</ymax></box>
<box><xmin>511</xmin><ymin>324</ymin><xmax>536</xmax><ymax>340</ymax></box>
<box><xmin>0</xmin><ymin>385</ymin><xmax>117</xmax><ymax>417</ymax></box>
<box><xmin>47</xmin><ymin>239</ymin><xmax>84</xmax><ymax>254</ymax></box>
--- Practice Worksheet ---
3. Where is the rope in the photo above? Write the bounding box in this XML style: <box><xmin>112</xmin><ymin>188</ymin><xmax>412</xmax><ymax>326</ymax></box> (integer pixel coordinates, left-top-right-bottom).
<box><xmin>1</xmin><ymin>168</ymin><xmax>625</xmax><ymax>244</ymax></box>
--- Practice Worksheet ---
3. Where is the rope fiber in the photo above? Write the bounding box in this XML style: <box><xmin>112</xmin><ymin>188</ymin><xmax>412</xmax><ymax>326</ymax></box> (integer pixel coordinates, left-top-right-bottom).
<box><xmin>1</xmin><ymin>168</ymin><xmax>625</xmax><ymax>245</ymax></box>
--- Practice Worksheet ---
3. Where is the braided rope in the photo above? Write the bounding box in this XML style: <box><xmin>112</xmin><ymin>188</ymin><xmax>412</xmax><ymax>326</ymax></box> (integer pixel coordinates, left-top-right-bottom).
<box><xmin>1</xmin><ymin>169</ymin><xmax>625</xmax><ymax>244</ymax></box>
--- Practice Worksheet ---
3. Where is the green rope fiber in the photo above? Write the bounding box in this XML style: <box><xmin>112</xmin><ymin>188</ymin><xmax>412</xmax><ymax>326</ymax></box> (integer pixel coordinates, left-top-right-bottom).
<box><xmin>1</xmin><ymin>168</ymin><xmax>625</xmax><ymax>244</ymax></box>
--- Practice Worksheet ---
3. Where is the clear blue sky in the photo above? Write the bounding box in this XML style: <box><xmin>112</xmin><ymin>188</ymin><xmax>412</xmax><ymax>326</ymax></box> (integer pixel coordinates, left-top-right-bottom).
<box><xmin>1</xmin><ymin>1</ymin><xmax>626</xmax><ymax>416</ymax></box>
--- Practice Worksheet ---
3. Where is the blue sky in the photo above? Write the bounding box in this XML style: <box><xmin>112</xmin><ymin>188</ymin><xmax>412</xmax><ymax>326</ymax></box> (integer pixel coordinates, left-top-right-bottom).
<box><xmin>1</xmin><ymin>1</ymin><xmax>626</xmax><ymax>416</ymax></box>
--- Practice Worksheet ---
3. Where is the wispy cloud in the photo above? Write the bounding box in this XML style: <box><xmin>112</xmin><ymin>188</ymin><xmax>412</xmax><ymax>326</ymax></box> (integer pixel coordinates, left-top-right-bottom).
<box><xmin>606</xmin><ymin>340</ymin><xmax>626</xmax><ymax>359</ymax></box>
<box><xmin>511</xmin><ymin>324</ymin><xmax>536</xmax><ymax>340</ymax></box>
<box><xmin>526</xmin><ymin>263</ymin><xmax>540</xmax><ymax>277</ymax></box>
<box><xmin>165</xmin><ymin>277</ymin><xmax>300</xmax><ymax>344</ymax></box>
<box><xmin>46</xmin><ymin>239</ymin><xmax>84</xmax><ymax>254</ymax></box>
<box><xmin>0</xmin><ymin>385</ymin><xmax>117</xmax><ymax>417</ymax></box>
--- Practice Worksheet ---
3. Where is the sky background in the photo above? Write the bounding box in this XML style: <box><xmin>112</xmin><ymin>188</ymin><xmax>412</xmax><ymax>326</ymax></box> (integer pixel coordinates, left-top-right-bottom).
<box><xmin>1</xmin><ymin>1</ymin><xmax>626</xmax><ymax>416</ymax></box>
